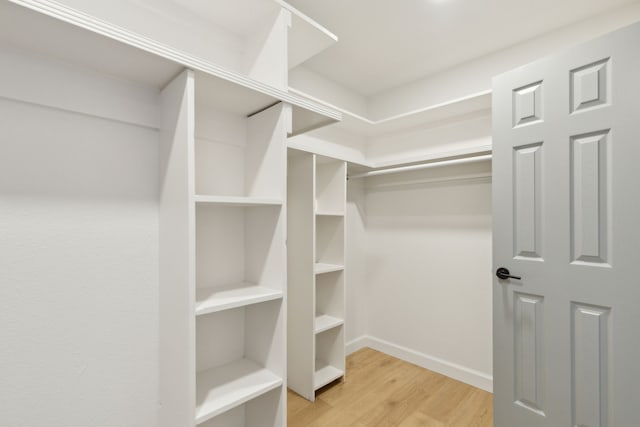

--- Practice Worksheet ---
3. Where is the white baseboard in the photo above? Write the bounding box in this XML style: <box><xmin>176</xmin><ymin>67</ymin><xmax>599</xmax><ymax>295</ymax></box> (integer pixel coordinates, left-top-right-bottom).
<box><xmin>346</xmin><ymin>335</ymin><xmax>493</xmax><ymax>393</ymax></box>
<box><xmin>345</xmin><ymin>335</ymin><xmax>370</xmax><ymax>355</ymax></box>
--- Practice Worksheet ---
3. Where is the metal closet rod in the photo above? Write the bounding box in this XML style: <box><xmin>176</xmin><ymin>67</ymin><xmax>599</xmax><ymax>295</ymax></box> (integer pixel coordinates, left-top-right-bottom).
<box><xmin>348</xmin><ymin>154</ymin><xmax>492</xmax><ymax>180</ymax></box>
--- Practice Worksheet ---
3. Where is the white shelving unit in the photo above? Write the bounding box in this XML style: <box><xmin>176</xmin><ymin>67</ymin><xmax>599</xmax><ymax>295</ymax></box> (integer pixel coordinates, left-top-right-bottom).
<box><xmin>287</xmin><ymin>150</ymin><xmax>347</xmax><ymax>401</ymax></box>
<box><xmin>0</xmin><ymin>2</ymin><xmax>340</xmax><ymax>426</ymax></box>
<box><xmin>192</xmin><ymin>96</ymin><xmax>289</xmax><ymax>426</ymax></box>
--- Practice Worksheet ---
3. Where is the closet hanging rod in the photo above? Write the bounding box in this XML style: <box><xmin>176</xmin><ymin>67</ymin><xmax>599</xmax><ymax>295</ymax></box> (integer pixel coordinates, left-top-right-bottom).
<box><xmin>348</xmin><ymin>154</ymin><xmax>492</xmax><ymax>180</ymax></box>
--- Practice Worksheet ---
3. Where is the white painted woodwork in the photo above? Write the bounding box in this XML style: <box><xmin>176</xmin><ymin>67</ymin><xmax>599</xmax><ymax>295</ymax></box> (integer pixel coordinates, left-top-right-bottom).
<box><xmin>287</xmin><ymin>124</ymin><xmax>368</xmax><ymax>166</ymax></box>
<box><xmin>37</xmin><ymin>0</ymin><xmax>289</xmax><ymax>89</ymax></box>
<box><xmin>279</xmin><ymin>0</ymin><xmax>338</xmax><ymax>69</ymax></box>
<box><xmin>1</xmin><ymin>1</ymin><xmax>340</xmax><ymax>126</ymax></box>
<box><xmin>287</xmin><ymin>151</ymin><xmax>346</xmax><ymax>401</ymax></box>
<box><xmin>196</xmin><ymin>300</ymin><xmax>285</xmax><ymax>425</ymax></box>
<box><xmin>286</xmin><ymin>151</ymin><xmax>316</xmax><ymax>400</ymax></box>
<box><xmin>314</xmin><ymin>263</ymin><xmax>345</xmax><ymax>275</ymax></box>
<box><xmin>195</xmin><ymin>285</ymin><xmax>283</xmax><ymax>316</ymax></box>
<box><xmin>287</xmin><ymin>94</ymin><xmax>492</xmax><ymax>171</ymax></box>
<box><xmin>316</xmin><ymin>217</ymin><xmax>345</xmax><ymax>266</ymax></box>
<box><xmin>0</xmin><ymin>1</ymin><xmax>339</xmax><ymax>426</ymax></box>
<box><xmin>493</xmin><ymin>21</ymin><xmax>640</xmax><ymax>427</ymax></box>
<box><xmin>193</xmin><ymin>104</ymin><xmax>288</xmax><ymax>425</ymax></box>
<box><xmin>570</xmin><ymin>131</ymin><xmax>610</xmax><ymax>264</ymax></box>
<box><xmin>313</xmin><ymin>360</ymin><xmax>344</xmax><ymax>390</ymax></box>
<box><xmin>315</xmin><ymin>326</ymin><xmax>345</xmax><ymax>389</ymax></box>
<box><xmin>314</xmin><ymin>314</ymin><xmax>345</xmax><ymax>334</ymax></box>
<box><xmin>159</xmin><ymin>70</ymin><xmax>196</xmax><ymax>427</ymax></box>
<box><xmin>195</xmin><ymin>358</ymin><xmax>283</xmax><ymax>424</ymax></box>
<box><xmin>194</xmin><ymin>196</ymin><xmax>283</xmax><ymax>207</ymax></box>
<box><xmin>513</xmin><ymin>143</ymin><xmax>543</xmax><ymax>259</ymax></box>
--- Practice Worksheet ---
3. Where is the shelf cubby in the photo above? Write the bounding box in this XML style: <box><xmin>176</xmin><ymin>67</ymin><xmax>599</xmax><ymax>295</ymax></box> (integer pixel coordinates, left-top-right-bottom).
<box><xmin>315</xmin><ymin>157</ymin><xmax>347</xmax><ymax>213</ymax></box>
<box><xmin>314</xmin><ymin>326</ymin><xmax>345</xmax><ymax>390</ymax></box>
<box><xmin>194</xmin><ymin>99</ymin><xmax>287</xmax><ymax>201</ymax></box>
<box><xmin>196</xmin><ymin>300</ymin><xmax>284</xmax><ymax>425</ymax></box>
<box><xmin>315</xmin><ymin>215</ymin><xmax>344</xmax><ymax>267</ymax></box>
<box><xmin>315</xmin><ymin>270</ymin><xmax>345</xmax><ymax>334</ymax></box>
<box><xmin>197</xmin><ymin>387</ymin><xmax>283</xmax><ymax>427</ymax></box>
<box><xmin>195</xmin><ymin>204</ymin><xmax>284</xmax><ymax>306</ymax></box>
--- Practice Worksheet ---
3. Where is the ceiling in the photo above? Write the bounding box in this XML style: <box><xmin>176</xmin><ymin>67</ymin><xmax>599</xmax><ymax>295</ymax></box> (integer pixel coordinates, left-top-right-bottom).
<box><xmin>287</xmin><ymin>0</ymin><xmax>638</xmax><ymax>96</ymax></box>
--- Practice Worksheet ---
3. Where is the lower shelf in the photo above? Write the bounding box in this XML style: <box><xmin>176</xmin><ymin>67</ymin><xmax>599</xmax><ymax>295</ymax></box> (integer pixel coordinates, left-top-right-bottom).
<box><xmin>195</xmin><ymin>284</ymin><xmax>283</xmax><ymax>315</ymax></box>
<box><xmin>314</xmin><ymin>314</ymin><xmax>344</xmax><ymax>334</ymax></box>
<box><xmin>314</xmin><ymin>360</ymin><xmax>344</xmax><ymax>390</ymax></box>
<box><xmin>314</xmin><ymin>262</ymin><xmax>344</xmax><ymax>275</ymax></box>
<box><xmin>195</xmin><ymin>358</ymin><xmax>283</xmax><ymax>425</ymax></box>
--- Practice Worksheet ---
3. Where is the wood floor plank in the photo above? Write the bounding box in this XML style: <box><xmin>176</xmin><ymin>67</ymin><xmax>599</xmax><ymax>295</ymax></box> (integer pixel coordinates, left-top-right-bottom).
<box><xmin>398</xmin><ymin>411</ymin><xmax>445</xmax><ymax>427</ymax></box>
<box><xmin>287</xmin><ymin>347</ymin><xmax>493</xmax><ymax>427</ymax></box>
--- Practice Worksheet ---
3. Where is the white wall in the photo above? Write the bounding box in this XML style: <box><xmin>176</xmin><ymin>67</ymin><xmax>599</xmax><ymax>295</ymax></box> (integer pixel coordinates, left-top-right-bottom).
<box><xmin>289</xmin><ymin>65</ymin><xmax>369</xmax><ymax>117</ymax></box>
<box><xmin>345</xmin><ymin>178</ymin><xmax>368</xmax><ymax>346</ymax></box>
<box><xmin>362</xmin><ymin>160</ymin><xmax>493</xmax><ymax>391</ymax></box>
<box><xmin>0</xmin><ymin>50</ymin><xmax>160</xmax><ymax>426</ymax></box>
<box><xmin>368</xmin><ymin>2</ymin><xmax>640</xmax><ymax>119</ymax></box>
<box><xmin>366</xmin><ymin>111</ymin><xmax>491</xmax><ymax>166</ymax></box>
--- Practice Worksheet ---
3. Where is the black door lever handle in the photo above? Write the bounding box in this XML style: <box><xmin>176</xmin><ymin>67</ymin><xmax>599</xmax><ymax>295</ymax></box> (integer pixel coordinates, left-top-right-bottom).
<box><xmin>496</xmin><ymin>267</ymin><xmax>521</xmax><ymax>280</ymax></box>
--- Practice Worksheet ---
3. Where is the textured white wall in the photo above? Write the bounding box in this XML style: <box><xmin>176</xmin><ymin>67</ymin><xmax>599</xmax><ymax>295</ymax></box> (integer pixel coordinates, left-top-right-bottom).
<box><xmin>361</xmin><ymin>160</ymin><xmax>493</xmax><ymax>387</ymax></box>
<box><xmin>345</xmin><ymin>178</ymin><xmax>368</xmax><ymax>345</ymax></box>
<box><xmin>0</xmin><ymin>55</ymin><xmax>160</xmax><ymax>426</ymax></box>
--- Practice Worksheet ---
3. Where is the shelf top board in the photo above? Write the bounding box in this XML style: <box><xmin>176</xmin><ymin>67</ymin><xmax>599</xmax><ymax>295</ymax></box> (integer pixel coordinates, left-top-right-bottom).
<box><xmin>195</xmin><ymin>284</ymin><xmax>283</xmax><ymax>316</ymax></box>
<box><xmin>314</xmin><ymin>263</ymin><xmax>344</xmax><ymax>275</ymax></box>
<box><xmin>314</xmin><ymin>361</ymin><xmax>344</xmax><ymax>390</ymax></box>
<box><xmin>3</xmin><ymin>0</ymin><xmax>342</xmax><ymax>122</ymax></box>
<box><xmin>316</xmin><ymin>210</ymin><xmax>345</xmax><ymax>217</ymax></box>
<box><xmin>314</xmin><ymin>314</ymin><xmax>344</xmax><ymax>334</ymax></box>
<box><xmin>194</xmin><ymin>195</ymin><xmax>284</xmax><ymax>207</ymax></box>
<box><xmin>196</xmin><ymin>358</ymin><xmax>282</xmax><ymax>424</ymax></box>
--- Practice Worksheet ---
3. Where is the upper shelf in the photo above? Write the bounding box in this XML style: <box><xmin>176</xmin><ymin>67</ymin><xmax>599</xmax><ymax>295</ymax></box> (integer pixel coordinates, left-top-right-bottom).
<box><xmin>289</xmin><ymin>87</ymin><xmax>491</xmax><ymax>138</ymax></box>
<box><xmin>2</xmin><ymin>0</ymin><xmax>341</xmax><ymax>127</ymax></box>
<box><xmin>277</xmin><ymin>1</ymin><xmax>338</xmax><ymax>69</ymax></box>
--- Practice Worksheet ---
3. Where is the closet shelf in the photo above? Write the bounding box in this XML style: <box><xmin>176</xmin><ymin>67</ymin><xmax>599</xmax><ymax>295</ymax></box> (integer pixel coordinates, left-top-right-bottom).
<box><xmin>279</xmin><ymin>0</ymin><xmax>338</xmax><ymax>69</ymax></box>
<box><xmin>195</xmin><ymin>358</ymin><xmax>282</xmax><ymax>425</ymax></box>
<box><xmin>2</xmin><ymin>0</ymin><xmax>340</xmax><ymax>127</ymax></box>
<box><xmin>314</xmin><ymin>314</ymin><xmax>344</xmax><ymax>334</ymax></box>
<box><xmin>315</xmin><ymin>210</ymin><xmax>345</xmax><ymax>217</ymax></box>
<box><xmin>194</xmin><ymin>195</ymin><xmax>283</xmax><ymax>207</ymax></box>
<box><xmin>195</xmin><ymin>284</ymin><xmax>283</xmax><ymax>316</ymax></box>
<box><xmin>314</xmin><ymin>360</ymin><xmax>344</xmax><ymax>390</ymax></box>
<box><xmin>314</xmin><ymin>262</ymin><xmax>344</xmax><ymax>275</ymax></box>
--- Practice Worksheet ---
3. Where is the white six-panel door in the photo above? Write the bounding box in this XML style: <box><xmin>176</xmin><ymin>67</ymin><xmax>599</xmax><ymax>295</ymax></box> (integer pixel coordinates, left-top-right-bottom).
<box><xmin>493</xmin><ymin>22</ymin><xmax>640</xmax><ymax>427</ymax></box>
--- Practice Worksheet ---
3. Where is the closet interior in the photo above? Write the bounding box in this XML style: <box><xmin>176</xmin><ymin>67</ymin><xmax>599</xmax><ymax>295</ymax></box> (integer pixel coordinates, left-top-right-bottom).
<box><xmin>7</xmin><ymin>0</ymin><xmax>628</xmax><ymax>425</ymax></box>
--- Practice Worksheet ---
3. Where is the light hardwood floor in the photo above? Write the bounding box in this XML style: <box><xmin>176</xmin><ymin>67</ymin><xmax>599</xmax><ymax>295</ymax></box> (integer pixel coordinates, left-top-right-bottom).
<box><xmin>287</xmin><ymin>348</ymin><xmax>493</xmax><ymax>427</ymax></box>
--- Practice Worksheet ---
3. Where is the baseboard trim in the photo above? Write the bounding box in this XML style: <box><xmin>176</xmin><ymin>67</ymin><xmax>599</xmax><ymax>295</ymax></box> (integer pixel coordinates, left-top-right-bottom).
<box><xmin>346</xmin><ymin>335</ymin><xmax>493</xmax><ymax>393</ymax></box>
<box><xmin>345</xmin><ymin>335</ymin><xmax>370</xmax><ymax>355</ymax></box>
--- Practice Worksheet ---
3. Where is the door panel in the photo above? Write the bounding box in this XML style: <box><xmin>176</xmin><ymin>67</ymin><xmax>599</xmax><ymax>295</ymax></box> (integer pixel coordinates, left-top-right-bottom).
<box><xmin>493</xmin><ymin>22</ymin><xmax>640</xmax><ymax>427</ymax></box>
